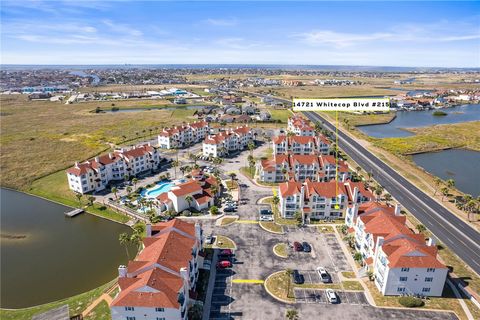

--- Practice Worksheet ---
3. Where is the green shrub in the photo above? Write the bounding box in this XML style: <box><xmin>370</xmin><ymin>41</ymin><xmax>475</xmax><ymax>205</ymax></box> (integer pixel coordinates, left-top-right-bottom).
<box><xmin>398</xmin><ymin>296</ymin><xmax>425</xmax><ymax>308</ymax></box>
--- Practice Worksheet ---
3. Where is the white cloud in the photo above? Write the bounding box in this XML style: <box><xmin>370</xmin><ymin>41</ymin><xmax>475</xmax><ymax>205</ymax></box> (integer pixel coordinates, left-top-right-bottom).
<box><xmin>294</xmin><ymin>30</ymin><xmax>392</xmax><ymax>47</ymax></box>
<box><xmin>102</xmin><ymin>20</ymin><xmax>143</xmax><ymax>37</ymax></box>
<box><xmin>204</xmin><ymin>18</ymin><xmax>238</xmax><ymax>27</ymax></box>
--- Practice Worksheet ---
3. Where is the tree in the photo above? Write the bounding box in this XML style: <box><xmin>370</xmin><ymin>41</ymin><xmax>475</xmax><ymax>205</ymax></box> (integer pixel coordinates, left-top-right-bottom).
<box><xmin>119</xmin><ymin>232</ymin><xmax>131</xmax><ymax>260</ymax></box>
<box><xmin>74</xmin><ymin>192</ymin><xmax>83</xmax><ymax>205</ymax></box>
<box><xmin>171</xmin><ymin>160</ymin><xmax>180</xmax><ymax>179</ymax></box>
<box><xmin>111</xmin><ymin>187</ymin><xmax>118</xmax><ymax>200</ymax></box>
<box><xmin>210</xmin><ymin>205</ymin><xmax>219</xmax><ymax>215</ymax></box>
<box><xmin>374</xmin><ymin>186</ymin><xmax>383</xmax><ymax>202</ymax></box>
<box><xmin>416</xmin><ymin>224</ymin><xmax>427</xmax><ymax>233</ymax></box>
<box><xmin>343</xmin><ymin>234</ymin><xmax>355</xmax><ymax>248</ymax></box>
<box><xmin>294</xmin><ymin>211</ymin><xmax>303</xmax><ymax>226</ymax></box>
<box><xmin>87</xmin><ymin>196</ymin><xmax>95</xmax><ymax>207</ymax></box>
<box><xmin>126</xmin><ymin>186</ymin><xmax>132</xmax><ymax>194</ymax></box>
<box><xmin>285</xmin><ymin>309</ymin><xmax>299</xmax><ymax>320</ymax></box>
<box><xmin>132</xmin><ymin>178</ymin><xmax>138</xmax><ymax>189</ymax></box>
<box><xmin>133</xmin><ymin>223</ymin><xmax>145</xmax><ymax>236</ymax></box>
<box><xmin>433</xmin><ymin>177</ymin><xmax>442</xmax><ymax>196</ymax></box>
<box><xmin>247</xmin><ymin>141</ymin><xmax>255</xmax><ymax>157</ymax></box>
<box><xmin>185</xmin><ymin>195</ymin><xmax>194</xmax><ymax>209</ymax></box>
<box><xmin>441</xmin><ymin>187</ymin><xmax>449</xmax><ymax>201</ymax></box>
<box><xmin>366</xmin><ymin>270</ymin><xmax>374</xmax><ymax>281</ymax></box>
<box><xmin>124</xmin><ymin>174</ymin><xmax>130</xmax><ymax>183</ymax></box>
<box><xmin>130</xmin><ymin>233</ymin><xmax>143</xmax><ymax>250</ymax></box>
<box><xmin>281</xmin><ymin>167</ymin><xmax>288</xmax><ymax>182</ymax></box>
<box><xmin>466</xmin><ymin>199</ymin><xmax>476</xmax><ymax>221</ymax></box>
<box><xmin>384</xmin><ymin>193</ymin><xmax>392</xmax><ymax>205</ymax></box>
<box><xmin>229</xmin><ymin>172</ymin><xmax>237</xmax><ymax>185</ymax></box>
<box><xmin>285</xmin><ymin>269</ymin><xmax>293</xmax><ymax>299</ymax></box>
<box><xmin>446</xmin><ymin>179</ymin><xmax>455</xmax><ymax>189</ymax></box>
<box><xmin>211</xmin><ymin>184</ymin><xmax>219</xmax><ymax>198</ymax></box>
<box><xmin>355</xmin><ymin>166</ymin><xmax>362</xmax><ymax>175</ymax></box>
<box><xmin>353</xmin><ymin>252</ymin><xmax>363</xmax><ymax>262</ymax></box>
<box><xmin>272</xmin><ymin>196</ymin><xmax>280</xmax><ymax>206</ymax></box>
<box><xmin>314</xmin><ymin>123</ymin><xmax>323</xmax><ymax>134</ymax></box>
<box><xmin>367</xmin><ymin>171</ymin><xmax>373</xmax><ymax>183</ymax></box>
<box><xmin>248</xmin><ymin>157</ymin><xmax>256</xmax><ymax>177</ymax></box>
<box><xmin>179</xmin><ymin>166</ymin><xmax>187</xmax><ymax>177</ymax></box>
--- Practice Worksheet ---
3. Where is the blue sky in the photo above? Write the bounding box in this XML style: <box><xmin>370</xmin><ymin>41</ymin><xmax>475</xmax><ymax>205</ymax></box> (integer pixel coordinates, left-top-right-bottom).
<box><xmin>1</xmin><ymin>1</ymin><xmax>479</xmax><ymax>67</ymax></box>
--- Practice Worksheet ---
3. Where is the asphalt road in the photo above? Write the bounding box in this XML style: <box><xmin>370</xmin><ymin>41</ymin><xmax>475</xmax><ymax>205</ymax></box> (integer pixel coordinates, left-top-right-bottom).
<box><xmin>302</xmin><ymin>110</ymin><xmax>480</xmax><ymax>276</ymax></box>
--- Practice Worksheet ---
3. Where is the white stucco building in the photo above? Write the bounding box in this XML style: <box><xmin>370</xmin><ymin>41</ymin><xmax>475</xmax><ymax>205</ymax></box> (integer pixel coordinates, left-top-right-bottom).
<box><xmin>110</xmin><ymin>219</ymin><xmax>204</xmax><ymax>320</ymax></box>
<box><xmin>66</xmin><ymin>144</ymin><xmax>162</xmax><ymax>194</ymax></box>
<box><xmin>158</xmin><ymin>121</ymin><xmax>209</xmax><ymax>149</ymax></box>
<box><xmin>287</xmin><ymin>115</ymin><xmax>315</xmax><ymax>136</ymax></box>
<box><xmin>202</xmin><ymin>125</ymin><xmax>253</xmax><ymax>158</ymax></box>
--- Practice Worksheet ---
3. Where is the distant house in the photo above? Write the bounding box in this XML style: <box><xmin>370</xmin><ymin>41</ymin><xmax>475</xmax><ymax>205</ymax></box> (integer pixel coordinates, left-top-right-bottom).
<box><xmin>174</xmin><ymin>97</ymin><xmax>187</xmax><ymax>104</ymax></box>
<box><xmin>224</xmin><ymin>105</ymin><xmax>241</xmax><ymax>115</ymax></box>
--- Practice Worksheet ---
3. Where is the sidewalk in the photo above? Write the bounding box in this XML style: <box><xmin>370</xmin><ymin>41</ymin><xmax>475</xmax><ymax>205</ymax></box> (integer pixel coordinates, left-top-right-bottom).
<box><xmin>202</xmin><ymin>249</ymin><xmax>219</xmax><ymax>320</ymax></box>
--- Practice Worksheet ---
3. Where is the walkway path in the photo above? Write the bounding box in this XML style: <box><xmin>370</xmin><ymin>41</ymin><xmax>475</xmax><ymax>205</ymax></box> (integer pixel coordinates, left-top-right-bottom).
<box><xmin>81</xmin><ymin>285</ymin><xmax>117</xmax><ymax>318</ymax></box>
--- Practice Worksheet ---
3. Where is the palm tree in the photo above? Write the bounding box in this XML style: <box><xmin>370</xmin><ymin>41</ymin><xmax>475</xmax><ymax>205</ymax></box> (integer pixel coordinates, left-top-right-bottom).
<box><xmin>247</xmin><ymin>141</ymin><xmax>255</xmax><ymax>157</ymax></box>
<box><xmin>130</xmin><ymin>233</ymin><xmax>143</xmax><ymax>251</ymax></box>
<box><xmin>179</xmin><ymin>166</ymin><xmax>187</xmax><ymax>177</ymax></box>
<box><xmin>285</xmin><ymin>269</ymin><xmax>293</xmax><ymax>299</ymax></box>
<box><xmin>229</xmin><ymin>172</ymin><xmax>237</xmax><ymax>185</ymax></box>
<box><xmin>374</xmin><ymin>186</ymin><xmax>383</xmax><ymax>202</ymax></box>
<box><xmin>87</xmin><ymin>196</ymin><xmax>95</xmax><ymax>207</ymax></box>
<box><xmin>384</xmin><ymin>193</ymin><xmax>392</xmax><ymax>205</ymax></box>
<box><xmin>466</xmin><ymin>200</ymin><xmax>476</xmax><ymax>221</ymax></box>
<box><xmin>285</xmin><ymin>309</ymin><xmax>299</xmax><ymax>320</ymax></box>
<box><xmin>132</xmin><ymin>178</ymin><xmax>138</xmax><ymax>189</ymax></box>
<box><xmin>446</xmin><ymin>179</ymin><xmax>455</xmax><ymax>189</ymax></box>
<box><xmin>210</xmin><ymin>205</ymin><xmax>219</xmax><ymax>215</ymax></box>
<box><xmin>441</xmin><ymin>187</ymin><xmax>449</xmax><ymax>201</ymax></box>
<box><xmin>124</xmin><ymin>174</ymin><xmax>130</xmax><ymax>183</ymax></box>
<box><xmin>126</xmin><ymin>186</ymin><xmax>132</xmax><ymax>194</ymax></box>
<box><xmin>461</xmin><ymin>194</ymin><xmax>473</xmax><ymax>211</ymax></box>
<box><xmin>367</xmin><ymin>171</ymin><xmax>373</xmax><ymax>183</ymax></box>
<box><xmin>172</xmin><ymin>160</ymin><xmax>180</xmax><ymax>179</ymax></box>
<box><xmin>294</xmin><ymin>211</ymin><xmax>303</xmax><ymax>226</ymax></box>
<box><xmin>211</xmin><ymin>184</ymin><xmax>219</xmax><ymax>198</ymax></box>
<box><xmin>433</xmin><ymin>177</ymin><xmax>442</xmax><ymax>196</ymax></box>
<box><xmin>74</xmin><ymin>192</ymin><xmax>83</xmax><ymax>206</ymax></box>
<box><xmin>185</xmin><ymin>195</ymin><xmax>194</xmax><ymax>209</ymax></box>
<box><xmin>119</xmin><ymin>232</ymin><xmax>131</xmax><ymax>260</ymax></box>
<box><xmin>272</xmin><ymin>195</ymin><xmax>280</xmax><ymax>207</ymax></box>
<box><xmin>355</xmin><ymin>166</ymin><xmax>361</xmax><ymax>175</ymax></box>
<box><xmin>111</xmin><ymin>187</ymin><xmax>118</xmax><ymax>200</ymax></box>
<box><xmin>416</xmin><ymin>224</ymin><xmax>427</xmax><ymax>233</ymax></box>
<box><xmin>248</xmin><ymin>158</ymin><xmax>256</xmax><ymax>176</ymax></box>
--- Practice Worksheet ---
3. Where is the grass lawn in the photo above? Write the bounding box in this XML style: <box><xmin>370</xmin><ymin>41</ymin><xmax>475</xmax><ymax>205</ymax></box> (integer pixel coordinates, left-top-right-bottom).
<box><xmin>239</xmin><ymin>166</ymin><xmax>255</xmax><ymax>180</ymax></box>
<box><xmin>273</xmin><ymin>243</ymin><xmax>289</xmax><ymax>258</ymax></box>
<box><xmin>260</xmin><ymin>221</ymin><xmax>284</xmax><ymax>234</ymax></box>
<box><xmin>321</xmin><ymin>111</ymin><xmax>396</xmax><ymax>127</ymax></box>
<box><xmin>264</xmin><ymin>271</ymin><xmax>295</xmax><ymax>303</ymax></box>
<box><xmin>372</xmin><ymin>121</ymin><xmax>480</xmax><ymax>155</ymax></box>
<box><xmin>220</xmin><ymin>217</ymin><xmax>238</xmax><ymax>226</ymax></box>
<box><xmin>84</xmin><ymin>300</ymin><xmax>110</xmax><ymax>320</ymax></box>
<box><xmin>0</xmin><ymin>280</ymin><xmax>115</xmax><ymax>320</ymax></box>
<box><xmin>225</xmin><ymin>180</ymin><xmax>239</xmax><ymax>190</ymax></box>
<box><xmin>341</xmin><ymin>271</ymin><xmax>356</xmax><ymax>279</ymax></box>
<box><xmin>268</xmin><ymin>109</ymin><xmax>293</xmax><ymax>123</ymax></box>
<box><xmin>363</xmin><ymin>280</ymin><xmax>467</xmax><ymax>319</ymax></box>
<box><xmin>317</xmin><ymin>226</ymin><xmax>335</xmax><ymax>233</ymax></box>
<box><xmin>341</xmin><ymin>281</ymin><xmax>364</xmax><ymax>291</ymax></box>
<box><xmin>0</xmin><ymin>94</ymin><xmax>197</xmax><ymax>191</ymax></box>
<box><xmin>204</xmin><ymin>235</ymin><xmax>236</xmax><ymax>250</ymax></box>
<box><xmin>28</xmin><ymin>171</ymin><xmax>130</xmax><ymax>224</ymax></box>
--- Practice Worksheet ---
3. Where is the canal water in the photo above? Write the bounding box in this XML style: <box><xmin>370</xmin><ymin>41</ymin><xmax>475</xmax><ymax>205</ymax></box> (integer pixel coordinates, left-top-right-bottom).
<box><xmin>358</xmin><ymin>104</ymin><xmax>480</xmax><ymax>138</ymax></box>
<box><xmin>0</xmin><ymin>188</ymin><xmax>134</xmax><ymax>308</ymax></box>
<box><xmin>412</xmin><ymin>149</ymin><xmax>480</xmax><ymax>197</ymax></box>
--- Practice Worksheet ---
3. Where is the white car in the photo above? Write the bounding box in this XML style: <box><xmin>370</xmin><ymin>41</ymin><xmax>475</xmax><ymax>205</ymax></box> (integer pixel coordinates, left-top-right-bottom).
<box><xmin>325</xmin><ymin>289</ymin><xmax>337</xmax><ymax>303</ymax></box>
<box><xmin>259</xmin><ymin>215</ymin><xmax>274</xmax><ymax>222</ymax></box>
<box><xmin>316</xmin><ymin>267</ymin><xmax>330</xmax><ymax>283</ymax></box>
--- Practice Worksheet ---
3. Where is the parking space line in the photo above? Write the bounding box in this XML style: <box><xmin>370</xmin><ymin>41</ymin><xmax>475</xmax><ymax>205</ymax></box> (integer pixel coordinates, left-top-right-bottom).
<box><xmin>232</xmin><ymin>279</ymin><xmax>264</xmax><ymax>284</ymax></box>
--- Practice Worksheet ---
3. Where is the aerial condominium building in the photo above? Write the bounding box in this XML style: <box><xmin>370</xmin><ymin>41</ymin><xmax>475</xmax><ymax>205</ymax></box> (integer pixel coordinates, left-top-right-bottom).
<box><xmin>202</xmin><ymin>125</ymin><xmax>253</xmax><ymax>158</ymax></box>
<box><xmin>158</xmin><ymin>121</ymin><xmax>209</xmax><ymax>149</ymax></box>
<box><xmin>287</xmin><ymin>115</ymin><xmax>315</xmax><ymax>136</ymax></box>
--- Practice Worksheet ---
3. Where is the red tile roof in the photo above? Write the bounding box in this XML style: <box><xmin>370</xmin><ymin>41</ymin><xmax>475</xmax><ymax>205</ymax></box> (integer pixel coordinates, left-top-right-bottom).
<box><xmin>170</xmin><ymin>180</ymin><xmax>203</xmax><ymax>197</ymax></box>
<box><xmin>279</xmin><ymin>180</ymin><xmax>303</xmax><ymax>197</ymax></box>
<box><xmin>382</xmin><ymin>237</ymin><xmax>446</xmax><ymax>269</ymax></box>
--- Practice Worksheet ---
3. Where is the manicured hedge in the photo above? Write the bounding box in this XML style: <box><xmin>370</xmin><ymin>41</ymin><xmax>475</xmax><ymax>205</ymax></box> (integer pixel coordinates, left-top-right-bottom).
<box><xmin>399</xmin><ymin>296</ymin><xmax>425</xmax><ymax>308</ymax></box>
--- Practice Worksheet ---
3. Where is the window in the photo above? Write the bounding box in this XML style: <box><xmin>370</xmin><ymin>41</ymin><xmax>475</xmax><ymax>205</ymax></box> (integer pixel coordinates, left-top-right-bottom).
<box><xmin>401</xmin><ymin>268</ymin><xmax>410</xmax><ymax>272</ymax></box>
<box><xmin>427</xmin><ymin>268</ymin><xmax>436</xmax><ymax>272</ymax></box>
<box><xmin>422</xmin><ymin>287</ymin><xmax>431</xmax><ymax>293</ymax></box>
<box><xmin>399</xmin><ymin>277</ymin><xmax>408</xmax><ymax>282</ymax></box>
<box><xmin>125</xmin><ymin>306</ymin><xmax>134</xmax><ymax>311</ymax></box>
<box><xmin>126</xmin><ymin>317</ymin><xmax>136</xmax><ymax>320</ymax></box>
<box><xmin>155</xmin><ymin>307</ymin><xmax>164</xmax><ymax>312</ymax></box>
<box><xmin>425</xmin><ymin>277</ymin><xmax>433</xmax><ymax>282</ymax></box>
<box><xmin>156</xmin><ymin>318</ymin><xmax>165</xmax><ymax>320</ymax></box>
<box><xmin>397</xmin><ymin>287</ymin><xmax>406</xmax><ymax>292</ymax></box>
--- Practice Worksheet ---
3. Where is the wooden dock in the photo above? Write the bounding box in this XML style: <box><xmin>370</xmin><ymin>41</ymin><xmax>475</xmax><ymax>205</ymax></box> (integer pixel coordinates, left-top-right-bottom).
<box><xmin>65</xmin><ymin>208</ymin><xmax>84</xmax><ymax>217</ymax></box>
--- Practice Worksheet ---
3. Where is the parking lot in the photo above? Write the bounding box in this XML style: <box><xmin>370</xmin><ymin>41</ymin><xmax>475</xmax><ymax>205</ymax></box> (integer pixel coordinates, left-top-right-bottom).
<box><xmin>294</xmin><ymin>288</ymin><xmax>369</xmax><ymax>305</ymax></box>
<box><xmin>321</xmin><ymin>233</ymin><xmax>352</xmax><ymax>272</ymax></box>
<box><xmin>210</xmin><ymin>268</ymin><xmax>234</xmax><ymax>320</ymax></box>
<box><xmin>298</xmin><ymin>269</ymin><xmax>340</xmax><ymax>284</ymax></box>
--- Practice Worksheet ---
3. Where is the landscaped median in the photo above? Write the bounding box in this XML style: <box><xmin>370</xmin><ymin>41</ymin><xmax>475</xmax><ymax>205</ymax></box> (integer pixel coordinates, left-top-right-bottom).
<box><xmin>264</xmin><ymin>271</ymin><xmax>295</xmax><ymax>303</ymax></box>
<box><xmin>273</xmin><ymin>243</ymin><xmax>289</xmax><ymax>258</ymax></box>
<box><xmin>204</xmin><ymin>235</ymin><xmax>237</xmax><ymax>250</ymax></box>
<box><xmin>259</xmin><ymin>221</ymin><xmax>284</xmax><ymax>234</ymax></box>
<box><xmin>219</xmin><ymin>216</ymin><xmax>238</xmax><ymax>226</ymax></box>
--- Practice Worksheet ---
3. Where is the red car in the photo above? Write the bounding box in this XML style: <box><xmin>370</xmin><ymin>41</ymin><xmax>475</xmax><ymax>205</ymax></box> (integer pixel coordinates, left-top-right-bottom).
<box><xmin>293</xmin><ymin>241</ymin><xmax>303</xmax><ymax>252</ymax></box>
<box><xmin>217</xmin><ymin>260</ymin><xmax>232</xmax><ymax>269</ymax></box>
<box><xmin>220</xmin><ymin>249</ymin><xmax>233</xmax><ymax>256</ymax></box>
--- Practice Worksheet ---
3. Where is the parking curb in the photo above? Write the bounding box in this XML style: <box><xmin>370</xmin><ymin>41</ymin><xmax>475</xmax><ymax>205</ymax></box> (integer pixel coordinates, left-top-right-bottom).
<box><xmin>264</xmin><ymin>271</ymin><xmax>296</xmax><ymax>304</ymax></box>
<box><xmin>272</xmin><ymin>243</ymin><xmax>289</xmax><ymax>258</ymax></box>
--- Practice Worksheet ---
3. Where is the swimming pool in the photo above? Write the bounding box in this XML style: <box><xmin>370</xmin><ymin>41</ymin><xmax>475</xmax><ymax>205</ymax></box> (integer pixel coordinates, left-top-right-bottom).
<box><xmin>142</xmin><ymin>181</ymin><xmax>174</xmax><ymax>199</ymax></box>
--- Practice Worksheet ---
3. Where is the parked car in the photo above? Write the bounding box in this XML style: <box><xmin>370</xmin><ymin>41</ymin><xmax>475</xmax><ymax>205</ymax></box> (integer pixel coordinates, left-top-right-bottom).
<box><xmin>292</xmin><ymin>269</ymin><xmax>304</xmax><ymax>284</ymax></box>
<box><xmin>223</xmin><ymin>206</ymin><xmax>236</xmax><ymax>213</ymax></box>
<box><xmin>259</xmin><ymin>215</ymin><xmax>274</xmax><ymax>222</ymax></box>
<box><xmin>217</xmin><ymin>260</ymin><xmax>232</xmax><ymax>269</ymax></box>
<box><xmin>302</xmin><ymin>241</ymin><xmax>312</xmax><ymax>252</ymax></box>
<box><xmin>293</xmin><ymin>241</ymin><xmax>303</xmax><ymax>252</ymax></box>
<box><xmin>206</xmin><ymin>235</ymin><xmax>216</xmax><ymax>245</ymax></box>
<box><xmin>316</xmin><ymin>267</ymin><xmax>330</xmax><ymax>283</ymax></box>
<box><xmin>325</xmin><ymin>289</ymin><xmax>337</xmax><ymax>303</ymax></box>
